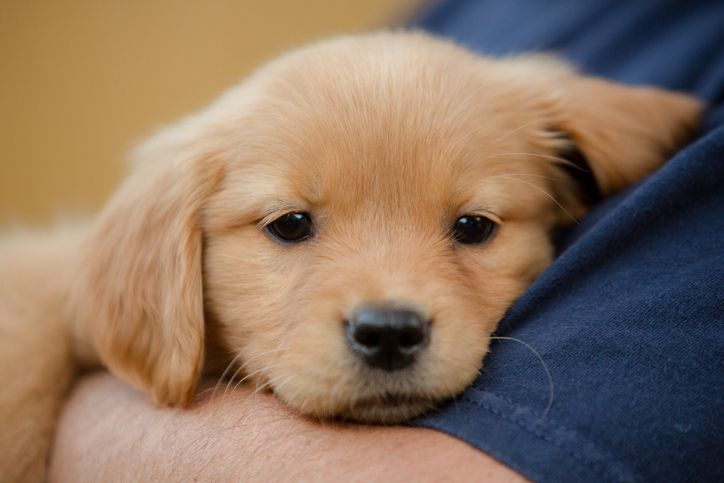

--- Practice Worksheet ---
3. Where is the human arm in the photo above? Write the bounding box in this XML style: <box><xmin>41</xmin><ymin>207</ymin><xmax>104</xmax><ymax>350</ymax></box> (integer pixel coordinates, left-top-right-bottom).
<box><xmin>49</xmin><ymin>372</ymin><xmax>526</xmax><ymax>482</ymax></box>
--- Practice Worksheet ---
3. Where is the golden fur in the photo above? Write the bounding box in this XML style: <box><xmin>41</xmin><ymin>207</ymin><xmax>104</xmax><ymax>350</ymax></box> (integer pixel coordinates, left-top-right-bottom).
<box><xmin>0</xmin><ymin>31</ymin><xmax>700</xmax><ymax>480</ymax></box>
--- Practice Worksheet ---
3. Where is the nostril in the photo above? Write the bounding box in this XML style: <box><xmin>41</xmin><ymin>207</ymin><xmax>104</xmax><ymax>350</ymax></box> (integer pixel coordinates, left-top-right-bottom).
<box><xmin>398</xmin><ymin>327</ymin><xmax>424</xmax><ymax>349</ymax></box>
<box><xmin>354</xmin><ymin>325</ymin><xmax>381</xmax><ymax>348</ymax></box>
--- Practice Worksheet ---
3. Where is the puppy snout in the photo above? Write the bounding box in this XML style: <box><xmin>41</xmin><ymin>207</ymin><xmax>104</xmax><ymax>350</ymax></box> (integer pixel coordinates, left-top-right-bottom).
<box><xmin>346</xmin><ymin>307</ymin><xmax>429</xmax><ymax>371</ymax></box>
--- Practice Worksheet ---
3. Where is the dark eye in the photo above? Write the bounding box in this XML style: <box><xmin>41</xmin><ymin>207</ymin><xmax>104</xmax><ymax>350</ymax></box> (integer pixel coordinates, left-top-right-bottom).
<box><xmin>451</xmin><ymin>215</ymin><xmax>498</xmax><ymax>244</ymax></box>
<box><xmin>267</xmin><ymin>212</ymin><xmax>313</xmax><ymax>243</ymax></box>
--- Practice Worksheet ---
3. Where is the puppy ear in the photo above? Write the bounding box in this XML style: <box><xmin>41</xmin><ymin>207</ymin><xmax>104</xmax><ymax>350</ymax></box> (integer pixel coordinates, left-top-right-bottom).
<box><xmin>550</xmin><ymin>76</ymin><xmax>702</xmax><ymax>197</ymax></box>
<box><xmin>74</xmin><ymin>124</ymin><xmax>221</xmax><ymax>406</ymax></box>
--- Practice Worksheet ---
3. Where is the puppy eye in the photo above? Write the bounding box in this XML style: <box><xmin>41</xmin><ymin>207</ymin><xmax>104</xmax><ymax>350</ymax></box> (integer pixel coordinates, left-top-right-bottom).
<box><xmin>267</xmin><ymin>212</ymin><xmax>313</xmax><ymax>243</ymax></box>
<box><xmin>451</xmin><ymin>215</ymin><xmax>498</xmax><ymax>244</ymax></box>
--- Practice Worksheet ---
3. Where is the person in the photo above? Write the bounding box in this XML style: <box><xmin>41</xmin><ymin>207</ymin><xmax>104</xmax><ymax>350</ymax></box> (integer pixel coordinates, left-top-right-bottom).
<box><xmin>49</xmin><ymin>1</ymin><xmax>724</xmax><ymax>481</ymax></box>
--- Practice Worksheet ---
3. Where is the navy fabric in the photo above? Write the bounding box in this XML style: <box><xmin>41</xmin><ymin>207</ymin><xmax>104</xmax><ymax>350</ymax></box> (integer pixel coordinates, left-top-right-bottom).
<box><xmin>409</xmin><ymin>2</ymin><xmax>724</xmax><ymax>482</ymax></box>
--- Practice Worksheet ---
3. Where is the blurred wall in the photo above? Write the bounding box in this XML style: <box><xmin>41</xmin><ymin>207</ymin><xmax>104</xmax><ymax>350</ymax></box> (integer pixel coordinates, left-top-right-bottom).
<box><xmin>0</xmin><ymin>0</ymin><xmax>421</xmax><ymax>225</ymax></box>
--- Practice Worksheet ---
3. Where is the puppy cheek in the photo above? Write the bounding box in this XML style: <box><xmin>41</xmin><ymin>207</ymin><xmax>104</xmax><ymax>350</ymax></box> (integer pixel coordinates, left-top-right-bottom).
<box><xmin>203</xmin><ymin>233</ymin><xmax>299</xmax><ymax>366</ymax></box>
<box><xmin>416</xmin><ymin>293</ymin><xmax>493</xmax><ymax>397</ymax></box>
<box><xmin>267</xmin><ymin>317</ymin><xmax>358</xmax><ymax>417</ymax></box>
<box><xmin>462</xmin><ymin>222</ymin><xmax>555</xmax><ymax>302</ymax></box>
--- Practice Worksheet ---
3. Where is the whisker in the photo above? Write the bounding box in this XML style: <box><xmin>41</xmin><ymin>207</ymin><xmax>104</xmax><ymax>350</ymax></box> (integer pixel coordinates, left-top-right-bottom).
<box><xmin>230</xmin><ymin>362</ymin><xmax>288</xmax><ymax>394</ymax></box>
<box><xmin>484</xmin><ymin>151</ymin><xmax>585</xmax><ymax>172</ymax></box>
<box><xmin>490</xmin><ymin>335</ymin><xmax>555</xmax><ymax>418</ymax></box>
<box><xmin>495</xmin><ymin>175</ymin><xmax>580</xmax><ymax>225</ymax></box>
<box><xmin>223</xmin><ymin>364</ymin><xmax>246</xmax><ymax>395</ymax></box>
<box><xmin>268</xmin><ymin>374</ymin><xmax>296</xmax><ymax>398</ymax></box>
<box><xmin>252</xmin><ymin>379</ymin><xmax>274</xmax><ymax>395</ymax></box>
<box><xmin>230</xmin><ymin>377</ymin><xmax>283</xmax><ymax>413</ymax></box>
<box><xmin>211</xmin><ymin>350</ymin><xmax>246</xmax><ymax>399</ymax></box>
<box><xmin>220</xmin><ymin>347</ymin><xmax>286</xmax><ymax>396</ymax></box>
<box><xmin>221</xmin><ymin>320</ymin><xmax>301</xmax><ymax>399</ymax></box>
<box><xmin>500</xmin><ymin>152</ymin><xmax>585</xmax><ymax>171</ymax></box>
<box><xmin>486</xmin><ymin>172</ymin><xmax>569</xmax><ymax>183</ymax></box>
<box><xmin>488</xmin><ymin>118</ymin><xmax>547</xmax><ymax>145</ymax></box>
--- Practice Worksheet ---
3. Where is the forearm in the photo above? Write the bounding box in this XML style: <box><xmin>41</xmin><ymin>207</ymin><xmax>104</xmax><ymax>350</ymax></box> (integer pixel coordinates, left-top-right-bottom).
<box><xmin>49</xmin><ymin>373</ymin><xmax>524</xmax><ymax>482</ymax></box>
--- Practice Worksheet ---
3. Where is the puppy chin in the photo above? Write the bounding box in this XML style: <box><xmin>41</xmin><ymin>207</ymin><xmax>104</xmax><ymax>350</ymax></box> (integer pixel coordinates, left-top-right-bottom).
<box><xmin>271</xmin><ymin>358</ymin><xmax>483</xmax><ymax>424</ymax></box>
<box><xmin>341</xmin><ymin>395</ymin><xmax>440</xmax><ymax>424</ymax></box>
<box><xmin>280</xmin><ymin>388</ymin><xmax>441</xmax><ymax>424</ymax></box>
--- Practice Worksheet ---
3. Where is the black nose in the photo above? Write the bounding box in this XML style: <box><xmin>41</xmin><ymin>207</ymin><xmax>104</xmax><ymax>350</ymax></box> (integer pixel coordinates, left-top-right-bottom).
<box><xmin>346</xmin><ymin>307</ymin><xmax>429</xmax><ymax>371</ymax></box>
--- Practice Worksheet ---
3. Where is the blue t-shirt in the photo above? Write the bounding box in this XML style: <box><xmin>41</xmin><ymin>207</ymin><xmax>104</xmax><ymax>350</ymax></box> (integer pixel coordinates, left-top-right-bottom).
<box><xmin>410</xmin><ymin>1</ymin><xmax>724</xmax><ymax>481</ymax></box>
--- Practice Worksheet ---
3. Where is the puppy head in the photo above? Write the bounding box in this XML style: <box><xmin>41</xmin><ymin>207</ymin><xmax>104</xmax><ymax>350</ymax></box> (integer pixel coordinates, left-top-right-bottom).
<box><xmin>75</xmin><ymin>33</ymin><xmax>700</xmax><ymax>420</ymax></box>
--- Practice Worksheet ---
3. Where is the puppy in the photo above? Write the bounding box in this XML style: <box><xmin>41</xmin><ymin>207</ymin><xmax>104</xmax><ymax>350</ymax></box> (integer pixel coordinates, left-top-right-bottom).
<box><xmin>0</xmin><ymin>31</ymin><xmax>700</xmax><ymax>481</ymax></box>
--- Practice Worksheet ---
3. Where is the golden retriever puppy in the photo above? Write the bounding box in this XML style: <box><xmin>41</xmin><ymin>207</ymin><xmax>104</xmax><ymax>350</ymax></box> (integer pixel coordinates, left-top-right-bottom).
<box><xmin>0</xmin><ymin>31</ymin><xmax>700</xmax><ymax>481</ymax></box>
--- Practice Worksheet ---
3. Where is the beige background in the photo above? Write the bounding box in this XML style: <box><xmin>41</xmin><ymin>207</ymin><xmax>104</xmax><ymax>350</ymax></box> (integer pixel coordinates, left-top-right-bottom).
<box><xmin>0</xmin><ymin>0</ymin><xmax>422</xmax><ymax>225</ymax></box>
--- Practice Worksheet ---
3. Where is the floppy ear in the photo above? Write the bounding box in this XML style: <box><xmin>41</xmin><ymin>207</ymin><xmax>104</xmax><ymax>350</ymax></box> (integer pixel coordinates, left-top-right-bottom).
<box><xmin>550</xmin><ymin>76</ymin><xmax>702</xmax><ymax>197</ymax></box>
<box><xmin>74</xmin><ymin>125</ymin><xmax>221</xmax><ymax>406</ymax></box>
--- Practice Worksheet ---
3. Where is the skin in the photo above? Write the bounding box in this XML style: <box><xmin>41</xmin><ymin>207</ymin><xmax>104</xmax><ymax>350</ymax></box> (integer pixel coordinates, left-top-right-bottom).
<box><xmin>49</xmin><ymin>373</ymin><xmax>527</xmax><ymax>482</ymax></box>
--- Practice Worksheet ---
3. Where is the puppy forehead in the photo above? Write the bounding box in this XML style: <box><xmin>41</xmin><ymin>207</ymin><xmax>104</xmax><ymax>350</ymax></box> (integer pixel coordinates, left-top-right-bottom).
<box><xmin>212</xmin><ymin>35</ymin><xmax>553</xmax><ymax>220</ymax></box>
<box><xmin>223</xmin><ymin>113</ymin><xmax>527</xmax><ymax>221</ymax></box>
